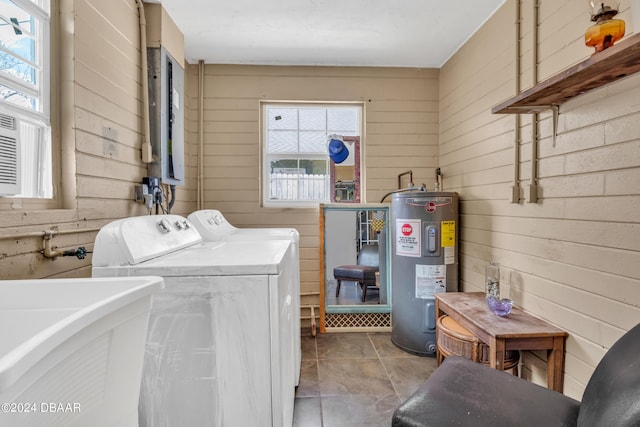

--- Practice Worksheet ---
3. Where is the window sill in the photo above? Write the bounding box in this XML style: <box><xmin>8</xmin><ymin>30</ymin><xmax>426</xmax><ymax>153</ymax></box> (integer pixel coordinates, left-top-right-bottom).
<box><xmin>263</xmin><ymin>200</ymin><xmax>324</xmax><ymax>209</ymax></box>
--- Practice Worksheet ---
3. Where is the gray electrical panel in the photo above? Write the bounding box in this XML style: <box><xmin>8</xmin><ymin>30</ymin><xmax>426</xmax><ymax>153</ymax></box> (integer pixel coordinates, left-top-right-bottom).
<box><xmin>147</xmin><ymin>46</ymin><xmax>184</xmax><ymax>185</ymax></box>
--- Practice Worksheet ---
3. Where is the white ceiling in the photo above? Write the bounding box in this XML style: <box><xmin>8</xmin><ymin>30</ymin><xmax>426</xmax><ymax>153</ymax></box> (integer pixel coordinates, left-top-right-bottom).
<box><xmin>151</xmin><ymin>0</ymin><xmax>506</xmax><ymax>68</ymax></box>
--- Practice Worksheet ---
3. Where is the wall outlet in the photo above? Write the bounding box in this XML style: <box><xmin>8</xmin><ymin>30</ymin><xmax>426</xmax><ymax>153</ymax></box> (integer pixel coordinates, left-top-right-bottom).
<box><xmin>134</xmin><ymin>183</ymin><xmax>154</xmax><ymax>208</ymax></box>
<box><xmin>134</xmin><ymin>184</ymin><xmax>148</xmax><ymax>203</ymax></box>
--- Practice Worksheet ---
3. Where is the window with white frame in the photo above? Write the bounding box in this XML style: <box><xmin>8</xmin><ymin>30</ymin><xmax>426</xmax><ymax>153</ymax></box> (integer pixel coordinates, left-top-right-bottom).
<box><xmin>262</xmin><ymin>102</ymin><xmax>362</xmax><ymax>207</ymax></box>
<box><xmin>0</xmin><ymin>0</ymin><xmax>51</xmax><ymax>198</ymax></box>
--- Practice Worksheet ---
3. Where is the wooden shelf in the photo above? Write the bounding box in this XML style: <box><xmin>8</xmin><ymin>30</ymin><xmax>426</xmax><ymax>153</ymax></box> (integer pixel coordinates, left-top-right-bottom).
<box><xmin>492</xmin><ymin>32</ymin><xmax>640</xmax><ymax>114</ymax></box>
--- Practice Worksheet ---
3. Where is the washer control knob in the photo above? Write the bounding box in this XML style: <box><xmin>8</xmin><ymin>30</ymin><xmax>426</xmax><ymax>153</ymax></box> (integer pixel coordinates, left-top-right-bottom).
<box><xmin>157</xmin><ymin>218</ymin><xmax>172</xmax><ymax>233</ymax></box>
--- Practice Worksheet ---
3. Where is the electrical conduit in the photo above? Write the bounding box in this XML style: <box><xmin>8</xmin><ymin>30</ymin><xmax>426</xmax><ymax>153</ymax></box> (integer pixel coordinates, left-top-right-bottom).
<box><xmin>59</xmin><ymin>0</ymin><xmax>77</xmax><ymax>209</ymax></box>
<box><xmin>529</xmin><ymin>0</ymin><xmax>540</xmax><ymax>203</ymax></box>
<box><xmin>198</xmin><ymin>59</ymin><xmax>205</xmax><ymax>209</ymax></box>
<box><xmin>136</xmin><ymin>0</ymin><xmax>153</xmax><ymax>163</ymax></box>
<box><xmin>511</xmin><ymin>0</ymin><xmax>521</xmax><ymax>203</ymax></box>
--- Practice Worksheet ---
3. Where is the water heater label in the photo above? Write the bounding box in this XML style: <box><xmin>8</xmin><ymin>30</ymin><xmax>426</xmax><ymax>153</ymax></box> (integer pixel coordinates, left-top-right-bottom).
<box><xmin>444</xmin><ymin>247</ymin><xmax>455</xmax><ymax>265</ymax></box>
<box><xmin>441</xmin><ymin>221</ymin><xmax>455</xmax><ymax>247</ymax></box>
<box><xmin>441</xmin><ymin>220</ymin><xmax>456</xmax><ymax>265</ymax></box>
<box><xmin>396</xmin><ymin>219</ymin><xmax>421</xmax><ymax>257</ymax></box>
<box><xmin>415</xmin><ymin>264</ymin><xmax>446</xmax><ymax>299</ymax></box>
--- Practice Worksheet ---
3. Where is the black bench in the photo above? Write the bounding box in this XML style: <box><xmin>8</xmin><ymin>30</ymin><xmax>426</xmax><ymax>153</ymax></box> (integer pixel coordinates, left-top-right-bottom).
<box><xmin>392</xmin><ymin>322</ymin><xmax>640</xmax><ymax>427</ymax></box>
<box><xmin>333</xmin><ymin>244</ymin><xmax>379</xmax><ymax>302</ymax></box>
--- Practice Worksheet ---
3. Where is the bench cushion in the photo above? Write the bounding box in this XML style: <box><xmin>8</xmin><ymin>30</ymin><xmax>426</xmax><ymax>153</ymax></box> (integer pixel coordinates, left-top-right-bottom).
<box><xmin>392</xmin><ymin>356</ymin><xmax>580</xmax><ymax>427</ymax></box>
<box><xmin>334</xmin><ymin>265</ymin><xmax>378</xmax><ymax>281</ymax></box>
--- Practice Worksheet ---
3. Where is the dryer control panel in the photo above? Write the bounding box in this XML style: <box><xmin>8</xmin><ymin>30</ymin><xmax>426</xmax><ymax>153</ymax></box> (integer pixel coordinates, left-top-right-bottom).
<box><xmin>93</xmin><ymin>215</ymin><xmax>203</xmax><ymax>267</ymax></box>
<box><xmin>188</xmin><ymin>209</ymin><xmax>237</xmax><ymax>237</ymax></box>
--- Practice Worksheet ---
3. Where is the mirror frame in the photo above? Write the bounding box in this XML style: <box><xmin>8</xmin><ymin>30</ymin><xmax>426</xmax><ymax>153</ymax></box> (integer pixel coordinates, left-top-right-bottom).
<box><xmin>329</xmin><ymin>136</ymin><xmax>360</xmax><ymax>203</ymax></box>
<box><xmin>319</xmin><ymin>203</ymin><xmax>391</xmax><ymax>333</ymax></box>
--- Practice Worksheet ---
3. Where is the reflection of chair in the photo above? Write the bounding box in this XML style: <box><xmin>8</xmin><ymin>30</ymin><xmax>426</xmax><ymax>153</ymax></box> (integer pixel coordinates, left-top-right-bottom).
<box><xmin>393</xmin><ymin>323</ymin><xmax>640</xmax><ymax>427</ymax></box>
<box><xmin>333</xmin><ymin>244</ymin><xmax>379</xmax><ymax>302</ymax></box>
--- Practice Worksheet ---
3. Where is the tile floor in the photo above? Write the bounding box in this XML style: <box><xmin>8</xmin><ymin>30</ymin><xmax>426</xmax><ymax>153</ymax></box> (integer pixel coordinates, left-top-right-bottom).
<box><xmin>325</xmin><ymin>279</ymin><xmax>381</xmax><ymax>306</ymax></box>
<box><xmin>293</xmin><ymin>331</ymin><xmax>437</xmax><ymax>427</ymax></box>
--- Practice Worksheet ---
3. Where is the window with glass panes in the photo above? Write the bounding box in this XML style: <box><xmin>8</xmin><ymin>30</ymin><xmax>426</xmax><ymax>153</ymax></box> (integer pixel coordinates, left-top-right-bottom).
<box><xmin>0</xmin><ymin>0</ymin><xmax>51</xmax><ymax>198</ymax></box>
<box><xmin>262</xmin><ymin>103</ymin><xmax>362</xmax><ymax>206</ymax></box>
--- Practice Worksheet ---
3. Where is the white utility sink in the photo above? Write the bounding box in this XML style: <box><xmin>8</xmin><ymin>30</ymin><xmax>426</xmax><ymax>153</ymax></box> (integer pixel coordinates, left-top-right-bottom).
<box><xmin>0</xmin><ymin>276</ymin><xmax>163</xmax><ymax>427</ymax></box>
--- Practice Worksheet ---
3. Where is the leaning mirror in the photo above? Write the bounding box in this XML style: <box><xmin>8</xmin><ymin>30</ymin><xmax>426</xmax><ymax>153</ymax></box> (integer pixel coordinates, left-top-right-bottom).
<box><xmin>319</xmin><ymin>204</ymin><xmax>391</xmax><ymax>332</ymax></box>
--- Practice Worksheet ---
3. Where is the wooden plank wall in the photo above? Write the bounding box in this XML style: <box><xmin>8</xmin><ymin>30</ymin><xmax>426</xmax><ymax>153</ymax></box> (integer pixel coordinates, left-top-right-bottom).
<box><xmin>195</xmin><ymin>65</ymin><xmax>440</xmax><ymax>328</ymax></box>
<box><xmin>0</xmin><ymin>0</ymin><xmax>197</xmax><ymax>279</ymax></box>
<box><xmin>1</xmin><ymin>0</ymin><xmax>637</xmax><ymax>401</ymax></box>
<box><xmin>440</xmin><ymin>0</ymin><xmax>640</xmax><ymax>399</ymax></box>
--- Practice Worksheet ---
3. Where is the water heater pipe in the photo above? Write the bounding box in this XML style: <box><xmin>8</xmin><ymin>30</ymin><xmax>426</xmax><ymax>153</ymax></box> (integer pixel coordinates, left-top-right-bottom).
<box><xmin>136</xmin><ymin>0</ymin><xmax>153</xmax><ymax>163</ymax></box>
<box><xmin>434</xmin><ymin>167</ymin><xmax>442</xmax><ymax>191</ymax></box>
<box><xmin>397</xmin><ymin>170</ymin><xmax>413</xmax><ymax>189</ymax></box>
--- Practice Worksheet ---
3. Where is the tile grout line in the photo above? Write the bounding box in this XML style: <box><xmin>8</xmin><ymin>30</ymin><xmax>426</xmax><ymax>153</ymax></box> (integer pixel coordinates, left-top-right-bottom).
<box><xmin>313</xmin><ymin>334</ymin><xmax>327</xmax><ymax>427</ymax></box>
<box><xmin>367</xmin><ymin>332</ymin><xmax>403</xmax><ymax>401</ymax></box>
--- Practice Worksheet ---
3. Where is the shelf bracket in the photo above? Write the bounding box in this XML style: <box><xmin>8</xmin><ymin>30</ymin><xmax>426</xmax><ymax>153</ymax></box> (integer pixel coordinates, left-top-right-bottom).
<box><xmin>504</xmin><ymin>105</ymin><xmax>560</xmax><ymax>147</ymax></box>
<box><xmin>550</xmin><ymin>105</ymin><xmax>559</xmax><ymax>148</ymax></box>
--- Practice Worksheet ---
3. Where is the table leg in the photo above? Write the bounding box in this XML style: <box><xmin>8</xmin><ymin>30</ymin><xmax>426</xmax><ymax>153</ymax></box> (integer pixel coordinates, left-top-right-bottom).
<box><xmin>435</xmin><ymin>299</ymin><xmax>442</xmax><ymax>364</ymax></box>
<box><xmin>547</xmin><ymin>336</ymin><xmax>566</xmax><ymax>392</ymax></box>
<box><xmin>489</xmin><ymin>337</ymin><xmax>506</xmax><ymax>370</ymax></box>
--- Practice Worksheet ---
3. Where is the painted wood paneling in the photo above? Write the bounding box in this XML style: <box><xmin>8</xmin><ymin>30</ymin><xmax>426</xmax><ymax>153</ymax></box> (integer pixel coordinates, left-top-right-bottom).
<box><xmin>0</xmin><ymin>0</ymin><xmax>196</xmax><ymax>280</ymax></box>
<box><xmin>1</xmin><ymin>1</ymin><xmax>638</xmax><ymax>400</ymax></box>
<box><xmin>197</xmin><ymin>64</ymin><xmax>439</xmax><ymax>326</ymax></box>
<box><xmin>441</xmin><ymin>0</ymin><xmax>640</xmax><ymax>399</ymax></box>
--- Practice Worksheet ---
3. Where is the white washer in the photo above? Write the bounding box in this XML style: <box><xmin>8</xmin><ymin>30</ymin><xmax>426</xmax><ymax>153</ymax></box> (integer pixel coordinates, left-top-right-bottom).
<box><xmin>92</xmin><ymin>215</ymin><xmax>295</xmax><ymax>427</ymax></box>
<box><xmin>187</xmin><ymin>209</ymin><xmax>301</xmax><ymax>384</ymax></box>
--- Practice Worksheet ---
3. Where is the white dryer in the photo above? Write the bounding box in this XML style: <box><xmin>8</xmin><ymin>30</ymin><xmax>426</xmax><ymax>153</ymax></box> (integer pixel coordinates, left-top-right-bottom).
<box><xmin>92</xmin><ymin>214</ymin><xmax>295</xmax><ymax>427</ymax></box>
<box><xmin>187</xmin><ymin>209</ymin><xmax>301</xmax><ymax>384</ymax></box>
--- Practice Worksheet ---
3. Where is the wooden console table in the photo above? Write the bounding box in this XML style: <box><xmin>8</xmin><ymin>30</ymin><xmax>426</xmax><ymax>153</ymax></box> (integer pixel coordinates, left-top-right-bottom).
<box><xmin>435</xmin><ymin>292</ymin><xmax>568</xmax><ymax>393</ymax></box>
